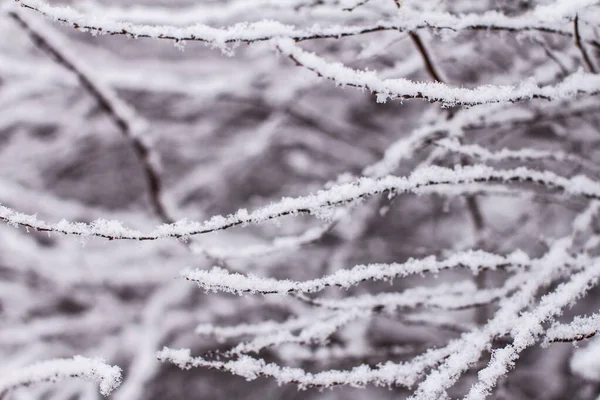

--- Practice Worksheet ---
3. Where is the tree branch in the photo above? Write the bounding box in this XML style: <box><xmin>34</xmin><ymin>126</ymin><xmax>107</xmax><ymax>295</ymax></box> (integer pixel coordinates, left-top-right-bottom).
<box><xmin>574</xmin><ymin>14</ymin><xmax>597</xmax><ymax>73</ymax></box>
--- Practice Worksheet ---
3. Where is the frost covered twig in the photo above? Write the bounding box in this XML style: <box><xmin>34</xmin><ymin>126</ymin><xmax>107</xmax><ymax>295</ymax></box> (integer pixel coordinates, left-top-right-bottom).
<box><xmin>157</xmin><ymin>344</ymin><xmax>457</xmax><ymax>389</ymax></box>
<box><xmin>435</xmin><ymin>137</ymin><xmax>597</xmax><ymax>171</ymax></box>
<box><xmin>0</xmin><ymin>356</ymin><xmax>122</xmax><ymax>397</ymax></box>
<box><xmin>546</xmin><ymin>313</ymin><xmax>600</xmax><ymax>343</ymax></box>
<box><xmin>464</xmin><ymin>260</ymin><xmax>600</xmax><ymax>400</ymax></box>
<box><xmin>184</xmin><ymin>249</ymin><xmax>529</xmax><ymax>295</ymax></box>
<box><xmin>12</xmin><ymin>0</ymin><xmax>600</xmax><ymax>48</ymax></box>
<box><xmin>409</xmin><ymin>241</ymin><xmax>583</xmax><ymax>400</ymax></box>
<box><xmin>275</xmin><ymin>38</ymin><xmax>600</xmax><ymax>106</ymax></box>
<box><xmin>3</xmin><ymin>165</ymin><xmax>600</xmax><ymax>240</ymax></box>
<box><xmin>366</xmin><ymin>101</ymin><xmax>600</xmax><ymax>177</ymax></box>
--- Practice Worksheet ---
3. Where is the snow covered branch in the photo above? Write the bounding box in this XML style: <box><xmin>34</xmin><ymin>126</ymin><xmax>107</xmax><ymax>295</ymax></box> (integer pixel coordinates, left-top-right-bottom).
<box><xmin>465</xmin><ymin>259</ymin><xmax>600</xmax><ymax>400</ymax></box>
<box><xmin>3</xmin><ymin>165</ymin><xmax>600</xmax><ymax>240</ymax></box>
<box><xmin>157</xmin><ymin>345</ymin><xmax>455</xmax><ymax>389</ymax></box>
<box><xmin>12</xmin><ymin>0</ymin><xmax>600</xmax><ymax>49</ymax></box>
<box><xmin>183</xmin><ymin>249</ymin><xmax>529</xmax><ymax>295</ymax></box>
<box><xmin>546</xmin><ymin>313</ymin><xmax>600</xmax><ymax>342</ymax></box>
<box><xmin>0</xmin><ymin>356</ymin><xmax>122</xmax><ymax>397</ymax></box>
<box><xmin>275</xmin><ymin>38</ymin><xmax>600</xmax><ymax>106</ymax></box>
<box><xmin>5</xmin><ymin>0</ymin><xmax>600</xmax><ymax>398</ymax></box>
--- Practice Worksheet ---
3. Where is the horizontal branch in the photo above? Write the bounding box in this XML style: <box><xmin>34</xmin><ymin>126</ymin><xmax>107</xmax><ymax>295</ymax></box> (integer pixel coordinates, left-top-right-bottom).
<box><xmin>224</xmin><ymin>310</ymin><xmax>365</xmax><ymax>356</ymax></box>
<box><xmin>159</xmin><ymin>248</ymin><xmax>583</xmax><ymax>390</ymax></box>
<box><xmin>183</xmin><ymin>249</ymin><xmax>530</xmax><ymax>294</ymax></box>
<box><xmin>194</xmin><ymin>214</ymin><xmax>340</xmax><ymax>260</ymax></box>
<box><xmin>157</xmin><ymin>345</ymin><xmax>454</xmax><ymax>389</ymax></box>
<box><xmin>12</xmin><ymin>0</ymin><xmax>600</xmax><ymax>49</ymax></box>
<box><xmin>545</xmin><ymin>313</ymin><xmax>600</xmax><ymax>343</ymax></box>
<box><xmin>195</xmin><ymin>313</ymin><xmax>334</xmax><ymax>340</ymax></box>
<box><xmin>3</xmin><ymin>164</ymin><xmax>600</xmax><ymax>240</ymax></box>
<box><xmin>315</xmin><ymin>278</ymin><xmax>523</xmax><ymax>312</ymax></box>
<box><xmin>0</xmin><ymin>356</ymin><xmax>122</xmax><ymax>397</ymax></box>
<box><xmin>435</xmin><ymin>138</ymin><xmax>600</xmax><ymax>174</ymax></box>
<box><xmin>280</xmin><ymin>343</ymin><xmax>416</xmax><ymax>364</ymax></box>
<box><xmin>365</xmin><ymin>101</ymin><xmax>600</xmax><ymax>177</ymax></box>
<box><xmin>275</xmin><ymin>39</ymin><xmax>600</xmax><ymax>106</ymax></box>
<box><xmin>436</xmin><ymin>137</ymin><xmax>579</xmax><ymax>164</ymax></box>
<box><xmin>195</xmin><ymin>277</ymin><xmax>527</xmax><ymax>360</ymax></box>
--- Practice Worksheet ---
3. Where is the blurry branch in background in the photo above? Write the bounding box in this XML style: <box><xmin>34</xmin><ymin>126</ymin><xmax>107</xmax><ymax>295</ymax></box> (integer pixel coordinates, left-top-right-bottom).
<box><xmin>574</xmin><ymin>14</ymin><xmax>598</xmax><ymax>73</ymax></box>
<box><xmin>8</xmin><ymin>9</ymin><xmax>175</xmax><ymax>225</ymax></box>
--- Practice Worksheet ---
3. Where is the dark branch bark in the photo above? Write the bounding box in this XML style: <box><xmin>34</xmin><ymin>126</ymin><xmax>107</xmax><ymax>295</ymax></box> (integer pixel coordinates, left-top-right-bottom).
<box><xmin>574</xmin><ymin>14</ymin><xmax>597</xmax><ymax>73</ymax></box>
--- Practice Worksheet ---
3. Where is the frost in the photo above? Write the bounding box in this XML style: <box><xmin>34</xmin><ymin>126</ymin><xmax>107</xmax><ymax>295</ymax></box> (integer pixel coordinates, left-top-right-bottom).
<box><xmin>0</xmin><ymin>356</ymin><xmax>122</xmax><ymax>397</ymax></box>
<box><xmin>184</xmin><ymin>250</ymin><xmax>530</xmax><ymax>295</ymax></box>
<box><xmin>5</xmin><ymin>0</ymin><xmax>600</xmax><ymax>398</ymax></box>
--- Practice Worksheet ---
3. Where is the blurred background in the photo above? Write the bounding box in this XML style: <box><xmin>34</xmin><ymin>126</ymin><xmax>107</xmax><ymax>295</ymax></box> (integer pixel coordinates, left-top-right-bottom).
<box><xmin>1</xmin><ymin>0</ymin><xmax>600</xmax><ymax>398</ymax></box>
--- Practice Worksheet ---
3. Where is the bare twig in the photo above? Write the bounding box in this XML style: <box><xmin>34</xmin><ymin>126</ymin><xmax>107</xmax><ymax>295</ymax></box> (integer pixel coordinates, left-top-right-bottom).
<box><xmin>409</xmin><ymin>32</ymin><xmax>445</xmax><ymax>83</ymax></box>
<box><xmin>536</xmin><ymin>39</ymin><xmax>570</xmax><ymax>77</ymax></box>
<box><xmin>574</xmin><ymin>14</ymin><xmax>597</xmax><ymax>73</ymax></box>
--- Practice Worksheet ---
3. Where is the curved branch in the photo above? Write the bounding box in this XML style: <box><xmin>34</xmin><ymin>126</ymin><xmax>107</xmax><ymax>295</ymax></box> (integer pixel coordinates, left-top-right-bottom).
<box><xmin>157</xmin><ymin>345</ymin><xmax>454</xmax><ymax>389</ymax></box>
<box><xmin>545</xmin><ymin>313</ymin><xmax>600</xmax><ymax>343</ymax></box>
<box><xmin>183</xmin><ymin>250</ymin><xmax>529</xmax><ymax>295</ymax></box>
<box><xmin>2</xmin><ymin>164</ymin><xmax>600</xmax><ymax>240</ymax></box>
<box><xmin>275</xmin><ymin>39</ymin><xmax>600</xmax><ymax>106</ymax></box>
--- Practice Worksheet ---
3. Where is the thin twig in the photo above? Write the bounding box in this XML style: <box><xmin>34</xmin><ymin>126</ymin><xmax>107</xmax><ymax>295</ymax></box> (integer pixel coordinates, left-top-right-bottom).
<box><xmin>409</xmin><ymin>32</ymin><xmax>445</xmax><ymax>83</ymax></box>
<box><xmin>536</xmin><ymin>39</ymin><xmax>570</xmax><ymax>77</ymax></box>
<box><xmin>574</xmin><ymin>14</ymin><xmax>597</xmax><ymax>73</ymax></box>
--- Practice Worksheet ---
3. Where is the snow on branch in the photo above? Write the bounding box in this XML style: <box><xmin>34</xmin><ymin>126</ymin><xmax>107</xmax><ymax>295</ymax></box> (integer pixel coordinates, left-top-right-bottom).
<box><xmin>223</xmin><ymin>310</ymin><xmax>366</xmax><ymax>356</ymax></box>
<box><xmin>3</xmin><ymin>164</ymin><xmax>600</xmax><ymax>240</ymax></box>
<box><xmin>183</xmin><ymin>249</ymin><xmax>530</xmax><ymax>295</ymax></box>
<box><xmin>545</xmin><ymin>313</ymin><xmax>600</xmax><ymax>342</ymax></box>
<box><xmin>159</xmin><ymin>246</ymin><xmax>585</xmax><ymax>391</ymax></box>
<box><xmin>12</xmin><ymin>0</ymin><xmax>600</xmax><ymax>50</ymax></box>
<box><xmin>409</xmin><ymin>240</ymin><xmax>584</xmax><ymax>400</ymax></box>
<box><xmin>0</xmin><ymin>356</ymin><xmax>122</xmax><ymax>397</ymax></box>
<box><xmin>315</xmin><ymin>278</ymin><xmax>525</xmax><ymax>312</ymax></box>
<box><xmin>195</xmin><ymin>313</ymin><xmax>333</xmax><ymax>341</ymax></box>
<box><xmin>157</xmin><ymin>344</ymin><xmax>456</xmax><ymax>389</ymax></box>
<box><xmin>193</xmin><ymin>213</ymin><xmax>341</xmax><ymax>260</ymax></box>
<box><xmin>194</xmin><ymin>277</ymin><xmax>524</xmax><ymax>356</ymax></box>
<box><xmin>464</xmin><ymin>259</ymin><xmax>600</xmax><ymax>400</ymax></box>
<box><xmin>435</xmin><ymin>137</ymin><xmax>598</xmax><ymax>171</ymax></box>
<box><xmin>275</xmin><ymin>38</ymin><xmax>600</xmax><ymax>106</ymax></box>
<box><xmin>365</xmin><ymin>101</ymin><xmax>600</xmax><ymax>177</ymax></box>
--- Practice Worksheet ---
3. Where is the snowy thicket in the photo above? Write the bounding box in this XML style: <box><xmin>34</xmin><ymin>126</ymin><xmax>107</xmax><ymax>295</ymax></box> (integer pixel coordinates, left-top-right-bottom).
<box><xmin>1</xmin><ymin>0</ymin><xmax>600</xmax><ymax>399</ymax></box>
